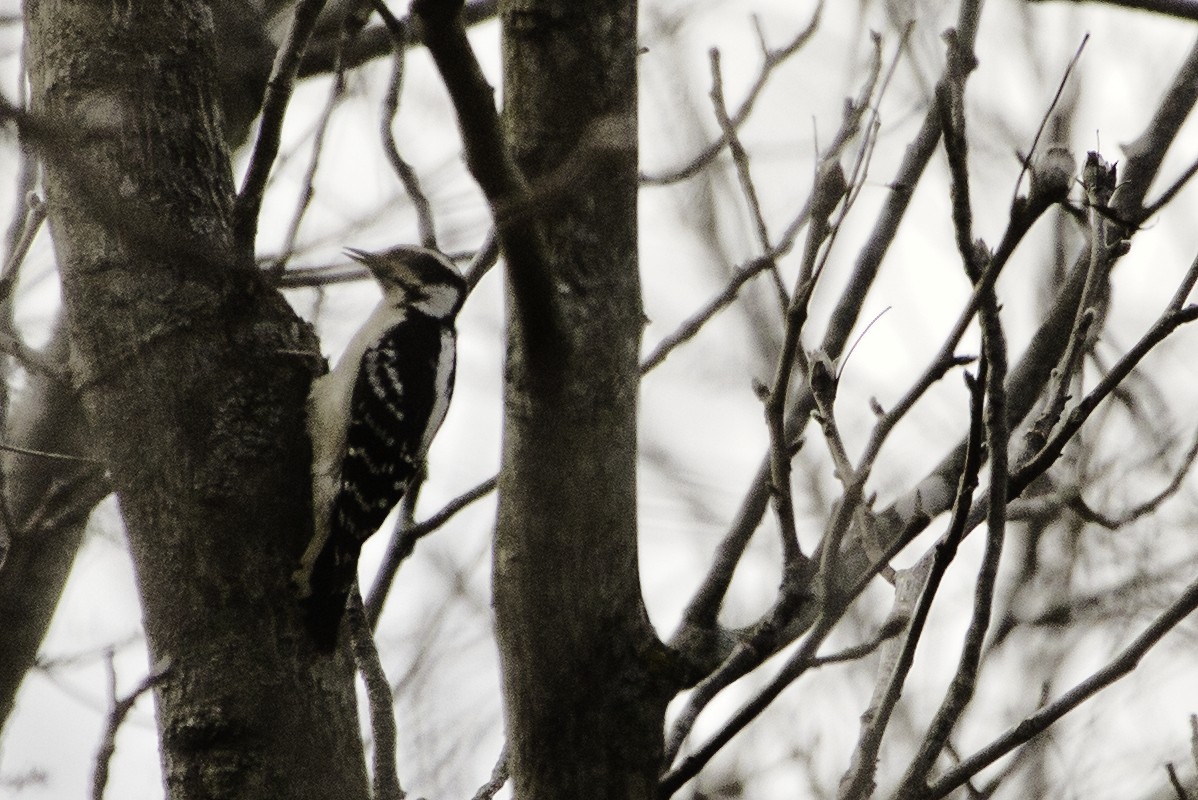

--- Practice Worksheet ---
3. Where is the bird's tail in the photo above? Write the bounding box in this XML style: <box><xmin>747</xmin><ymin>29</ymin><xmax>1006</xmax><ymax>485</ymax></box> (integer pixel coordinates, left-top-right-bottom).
<box><xmin>295</xmin><ymin>537</ymin><xmax>361</xmax><ymax>653</ymax></box>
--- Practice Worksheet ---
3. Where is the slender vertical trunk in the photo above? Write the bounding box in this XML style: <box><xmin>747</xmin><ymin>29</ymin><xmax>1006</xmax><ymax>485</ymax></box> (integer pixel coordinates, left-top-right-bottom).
<box><xmin>493</xmin><ymin>3</ymin><xmax>673</xmax><ymax>797</ymax></box>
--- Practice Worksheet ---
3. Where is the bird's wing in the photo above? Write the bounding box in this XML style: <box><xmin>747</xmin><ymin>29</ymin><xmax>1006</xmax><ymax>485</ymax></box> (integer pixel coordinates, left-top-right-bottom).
<box><xmin>333</xmin><ymin>314</ymin><xmax>451</xmax><ymax>545</ymax></box>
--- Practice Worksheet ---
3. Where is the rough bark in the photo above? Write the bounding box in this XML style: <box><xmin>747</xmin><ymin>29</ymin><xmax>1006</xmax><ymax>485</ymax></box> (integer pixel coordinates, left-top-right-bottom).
<box><xmin>0</xmin><ymin>0</ymin><xmax>276</xmax><ymax>736</ymax></box>
<box><xmin>23</xmin><ymin>2</ymin><xmax>368</xmax><ymax>798</ymax></box>
<box><xmin>492</xmin><ymin>2</ymin><xmax>673</xmax><ymax>798</ymax></box>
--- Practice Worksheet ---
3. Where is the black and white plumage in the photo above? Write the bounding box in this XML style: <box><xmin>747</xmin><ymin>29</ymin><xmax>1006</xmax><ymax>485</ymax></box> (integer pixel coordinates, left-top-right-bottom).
<box><xmin>294</xmin><ymin>245</ymin><xmax>466</xmax><ymax>651</ymax></box>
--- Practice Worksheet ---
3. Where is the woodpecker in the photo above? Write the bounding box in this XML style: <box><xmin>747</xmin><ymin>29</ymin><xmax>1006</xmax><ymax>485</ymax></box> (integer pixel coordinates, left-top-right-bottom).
<box><xmin>294</xmin><ymin>245</ymin><xmax>466</xmax><ymax>651</ymax></box>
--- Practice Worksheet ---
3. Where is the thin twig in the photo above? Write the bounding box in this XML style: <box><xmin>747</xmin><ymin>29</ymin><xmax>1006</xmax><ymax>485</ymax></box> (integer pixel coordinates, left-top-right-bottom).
<box><xmin>234</xmin><ymin>0</ymin><xmax>329</xmax><ymax>249</ymax></box>
<box><xmin>464</xmin><ymin>227</ymin><xmax>499</xmax><ymax>289</ymax></box>
<box><xmin>642</xmin><ymin>4</ymin><xmax>825</xmax><ymax>185</ymax></box>
<box><xmin>298</xmin><ymin>0</ymin><xmax>500</xmax><ymax>78</ymax></box>
<box><xmin>1143</xmin><ymin>153</ymin><xmax>1198</xmax><ymax>220</ymax></box>
<box><xmin>707</xmin><ymin>47</ymin><xmax>786</xmax><ymax>306</ymax></box>
<box><xmin>641</xmin><ymin>254</ymin><xmax>778</xmax><ymax>373</ymax></box>
<box><xmin>832</xmin><ymin>36</ymin><xmax>1198</xmax><ymax>626</ymax></box>
<box><xmin>659</xmin><ymin>615</ymin><xmax>839</xmax><ymax>798</ymax></box>
<box><xmin>836</xmin><ymin>369</ymin><xmax>988</xmax><ymax>800</ymax></box>
<box><xmin>0</xmin><ymin>93</ymin><xmax>39</xmax><ymax>438</ymax></box>
<box><xmin>660</xmin><ymin>34</ymin><xmax>896</xmax><ymax>764</ymax></box>
<box><xmin>1070</xmin><ymin>422</ymin><xmax>1198</xmax><ymax>529</ymax></box>
<box><xmin>1010</xmin><ymin>34</ymin><xmax>1088</xmax><ymax>209</ymax></box>
<box><xmin>898</xmin><ymin>294</ymin><xmax>1011</xmax><ymax>800</ymax></box>
<box><xmin>955</xmin><ymin>259</ymin><xmax>1198</xmax><ymax>554</ymax></box>
<box><xmin>0</xmin><ymin>441</ymin><xmax>99</xmax><ymax>464</ymax></box>
<box><xmin>0</xmin><ymin>327</ymin><xmax>67</xmax><ymax>379</ymax></box>
<box><xmin>0</xmin><ymin>193</ymin><xmax>43</xmax><ymax>311</ymax></box>
<box><xmin>347</xmin><ymin>585</ymin><xmax>405</xmax><ymax>800</ymax></box>
<box><xmin>269</xmin><ymin>22</ymin><xmax>353</xmax><ymax>278</ymax></box>
<box><xmin>663</xmin><ymin>536</ymin><xmax>913</xmax><ymax>800</ymax></box>
<box><xmin>364</xmin><ymin>475</ymin><xmax>498</xmax><ymax>625</ymax></box>
<box><xmin>894</xmin><ymin>37</ymin><xmax>1012</xmax><ymax>795</ymax></box>
<box><xmin>671</xmin><ymin>21</ymin><xmax>907</xmax><ymax>646</ymax></box>
<box><xmin>1116</xmin><ymin>38</ymin><xmax>1198</xmax><ymax>226</ymax></box>
<box><xmin>762</xmin><ymin>164</ymin><xmax>846</xmax><ymax>574</ymax></box>
<box><xmin>92</xmin><ymin>657</ymin><xmax>171</xmax><ymax>800</ymax></box>
<box><xmin>469</xmin><ymin>747</ymin><xmax>510</xmax><ymax>800</ymax></box>
<box><xmin>1011</xmin><ymin>247</ymin><xmax>1198</xmax><ymax>497</ymax></box>
<box><xmin>1027</xmin><ymin>0</ymin><xmax>1198</xmax><ymax>20</ymax></box>
<box><xmin>1025</xmin><ymin>151</ymin><xmax>1119</xmax><ymax>454</ymax></box>
<box><xmin>378</xmin><ymin>15</ymin><xmax>438</xmax><ymax>249</ymax></box>
<box><xmin>673</xmin><ymin>0</ymin><xmax>981</xmax><ymax>650</ymax></box>
<box><xmin>926</xmin><ymin>573</ymin><xmax>1198</xmax><ymax>798</ymax></box>
<box><xmin>1166</xmin><ymin>762</ymin><xmax>1191</xmax><ymax>800</ymax></box>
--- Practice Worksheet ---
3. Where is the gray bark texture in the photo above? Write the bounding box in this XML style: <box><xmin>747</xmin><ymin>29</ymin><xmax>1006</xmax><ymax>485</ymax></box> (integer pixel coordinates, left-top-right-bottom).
<box><xmin>22</xmin><ymin>2</ymin><xmax>369</xmax><ymax>797</ymax></box>
<box><xmin>493</xmin><ymin>2</ymin><xmax>676</xmax><ymax>798</ymax></box>
<box><xmin>0</xmin><ymin>0</ymin><xmax>277</xmax><ymax>735</ymax></box>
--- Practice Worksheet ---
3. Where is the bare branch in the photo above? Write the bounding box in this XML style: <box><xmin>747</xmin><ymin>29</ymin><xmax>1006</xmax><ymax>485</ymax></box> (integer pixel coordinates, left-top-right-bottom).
<box><xmin>671</xmin><ymin>23</ymin><xmax>905</xmax><ymax>644</ymax></box>
<box><xmin>660</xmin><ymin>37</ymin><xmax>898</xmax><ymax>767</ymax></box>
<box><xmin>298</xmin><ymin>0</ymin><xmax>500</xmax><ymax>78</ymax></box>
<box><xmin>926</xmin><ymin>573</ymin><xmax>1198</xmax><ymax>798</ymax></box>
<box><xmin>836</xmin><ymin>369</ymin><xmax>988</xmax><ymax>800</ymax></box>
<box><xmin>412</xmin><ymin>0</ymin><xmax>560</xmax><ymax>366</ymax></box>
<box><xmin>1143</xmin><ymin>155</ymin><xmax>1198</xmax><ymax>219</ymax></box>
<box><xmin>1026</xmin><ymin>0</ymin><xmax>1198</xmax><ymax>21</ymax></box>
<box><xmin>92</xmin><ymin>657</ymin><xmax>171</xmax><ymax>800</ymax></box>
<box><xmin>1068</xmin><ymin>423</ymin><xmax>1198</xmax><ymax>529</ymax></box>
<box><xmin>642</xmin><ymin>4</ymin><xmax>825</xmax><ymax>185</ymax></box>
<box><xmin>269</xmin><ymin>23</ymin><xmax>352</xmax><ymax>278</ymax></box>
<box><xmin>1013</xmin><ymin>285</ymin><xmax>1198</xmax><ymax>499</ymax></box>
<box><xmin>1025</xmin><ymin>151</ymin><xmax>1120</xmax><ymax>455</ymax></box>
<box><xmin>659</xmin><ymin>615</ymin><xmax>839</xmax><ymax>798</ymax></box>
<box><xmin>707</xmin><ymin>46</ymin><xmax>787</xmax><ymax>305</ymax></box>
<box><xmin>364</xmin><ymin>475</ymin><xmax>498</xmax><ymax>626</ymax></box>
<box><xmin>1118</xmin><ymin>36</ymin><xmax>1198</xmax><ymax>225</ymax></box>
<box><xmin>895</xmin><ymin>35</ymin><xmax>1012</xmax><ymax>795</ymax></box>
<box><xmin>1011</xmin><ymin>33</ymin><xmax>1088</xmax><ymax>208</ymax></box>
<box><xmin>378</xmin><ymin>18</ymin><xmax>438</xmax><ymax>249</ymax></box>
<box><xmin>469</xmin><ymin>748</ymin><xmax>509</xmax><ymax>800</ymax></box>
<box><xmin>0</xmin><ymin>192</ymin><xmax>43</xmax><ymax>312</ymax></box>
<box><xmin>1166</xmin><ymin>762</ymin><xmax>1191</xmax><ymax>800</ymax></box>
<box><xmin>676</xmin><ymin>0</ymin><xmax>984</xmax><ymax>644</ymax></box>
<box><xmin>235</xmin><ymin>0</ymin><xmax>329</xmax><ymax>249</ymax></box>
<box><xmin>763</xmin><ymin>164</ymin><xmax>847</xmax><ymax>575</ymax></box>
<box><xmin>463</xmin><ymin>227</ymin><xmax>499</xmax><ymax>289</ymax></box>
<box><xmin>0</xmin><ymin>442</ymin><xmax>100</xmax><ymax>464</ymax></box>
<box><xmin>0</xmin><ymin>328</ymin><xmax>67</xmax><ymax>379</ymax></box>
<box><xmin>639</xmin><ymin>255</ymin><xmax>778</xmax><ymax>373</ymax></box>
<box><xmin>347</xmin><ymin>586</ymin><xmax>404</xmax><ymax>800</ymax></box>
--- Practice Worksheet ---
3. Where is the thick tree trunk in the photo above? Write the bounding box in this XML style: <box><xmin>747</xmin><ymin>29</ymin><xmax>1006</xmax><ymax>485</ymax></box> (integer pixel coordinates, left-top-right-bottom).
<box><xmin>493</xmin><ymin>2</ymin><xmax>673</xmax><ymax>798</ymax></box>
<box><xmin>23</xmin><ymin>2</ymin><xmax>369</xmax><ymax>798</ymax></box>
<box><xmin>0</xmin><ymin>0</ymin><xmax>276</xmax><ymax>736</ymax></box>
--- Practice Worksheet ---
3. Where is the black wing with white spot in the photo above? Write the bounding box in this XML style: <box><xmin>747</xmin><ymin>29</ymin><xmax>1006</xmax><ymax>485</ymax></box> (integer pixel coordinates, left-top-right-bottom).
<box><xmin>335</xmin><ymin>311</ymin><xmax>451</xmax><ymax>544</ymax></box>
<box><xmin>300</xmin><ymin>311</ymin><xmax>455</xmax><ymax>651</ymax></box>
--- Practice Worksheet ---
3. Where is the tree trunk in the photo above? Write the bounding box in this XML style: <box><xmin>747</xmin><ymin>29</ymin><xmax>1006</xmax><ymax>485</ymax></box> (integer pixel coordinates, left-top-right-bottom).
<box><xmin>493</xmin><ymin>2</ymin><xmax>673</xmax><ymax>798</ymax></box>
<box><xmin>23</xmin><ymin>2</ymin><xmax>369</xmax><ymax>797</ymax></box>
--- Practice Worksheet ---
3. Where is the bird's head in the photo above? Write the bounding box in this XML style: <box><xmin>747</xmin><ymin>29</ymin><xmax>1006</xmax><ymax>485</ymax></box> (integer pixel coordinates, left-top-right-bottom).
<box><xmin>346</xmin><ymin>245</ymin><xmax>467</xmax><ymax>319</ymax></box>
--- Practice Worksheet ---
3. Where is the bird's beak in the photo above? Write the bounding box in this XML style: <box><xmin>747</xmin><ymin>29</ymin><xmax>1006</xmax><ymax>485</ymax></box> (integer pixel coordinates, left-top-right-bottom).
<box><xmin>344</xmin><ymin>248</ymin><xmax>395</xmax><ymax>283</ymax></box>
<box><xmin>344</xmin><ymin>246</ymin><xmax>427</xmax><ymax>290</ymax></box>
